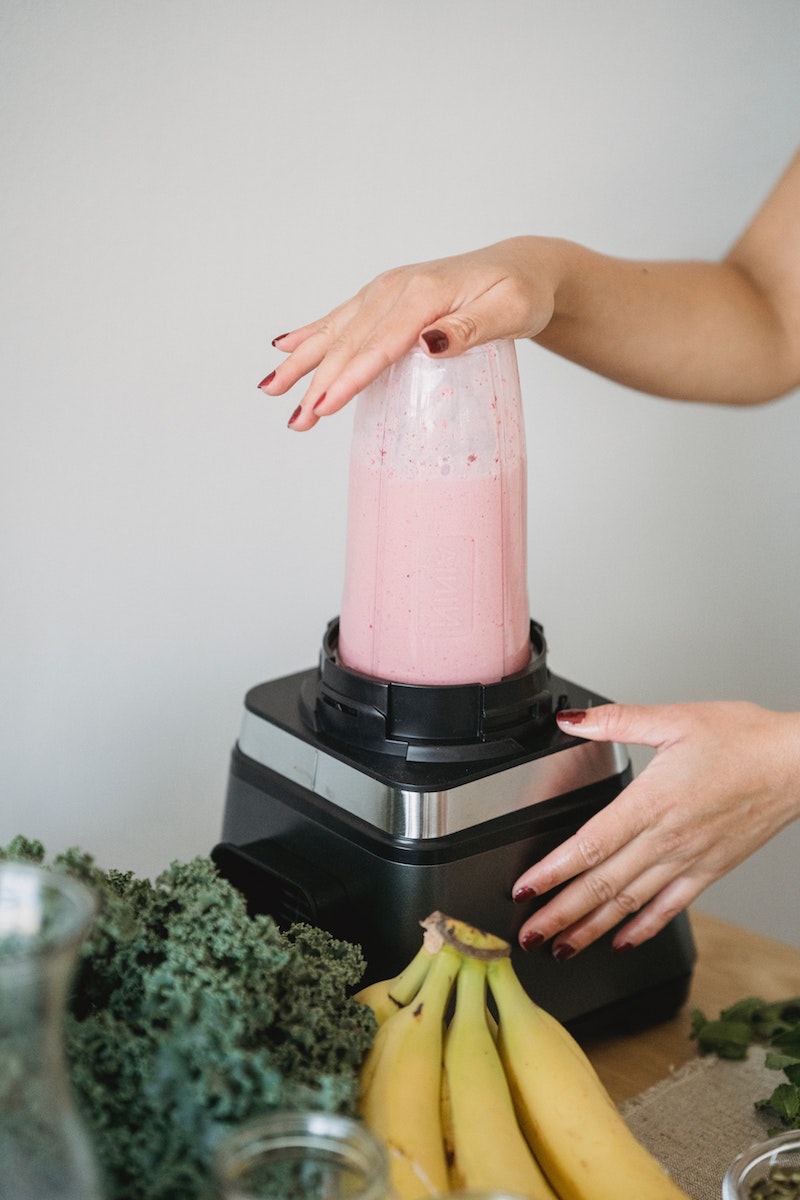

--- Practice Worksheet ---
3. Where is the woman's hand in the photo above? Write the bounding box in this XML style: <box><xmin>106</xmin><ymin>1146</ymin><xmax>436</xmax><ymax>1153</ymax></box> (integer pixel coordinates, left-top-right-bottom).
<box><xmin>258</xmin><ymin>237</ymin><xmax>565</xmax><ymax>430</ymax></box>
<box><xmin>513</xmin><ymin>701</ymin><xmax>800</xmax><ymax>957</ymax></box>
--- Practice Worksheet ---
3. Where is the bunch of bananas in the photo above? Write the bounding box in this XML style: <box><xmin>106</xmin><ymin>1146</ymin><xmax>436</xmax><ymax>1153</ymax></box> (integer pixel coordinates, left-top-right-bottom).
<box><xmin>355</xmin><ymin>912</ymin><xmax>691</xmax><ymax>1200</ymax></box>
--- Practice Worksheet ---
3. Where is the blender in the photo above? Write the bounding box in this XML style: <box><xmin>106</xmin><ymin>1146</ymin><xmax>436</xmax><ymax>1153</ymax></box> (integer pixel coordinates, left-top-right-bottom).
<box><xmin>213</xmin><ymin>341</ymin><xmax>695</xmax><ymax>1033</ymax></box>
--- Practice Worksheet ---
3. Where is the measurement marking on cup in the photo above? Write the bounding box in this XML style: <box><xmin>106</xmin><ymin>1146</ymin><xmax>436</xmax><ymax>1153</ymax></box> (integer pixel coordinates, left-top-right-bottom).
<box><xmin>418</xmin><ymin>536</ymin><xmax>474</xmax><ymax>635</ymax></box>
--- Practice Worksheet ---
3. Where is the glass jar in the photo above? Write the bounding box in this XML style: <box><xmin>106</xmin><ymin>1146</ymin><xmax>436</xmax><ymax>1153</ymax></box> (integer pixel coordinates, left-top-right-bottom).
<box><xmin>212</xmin><ymin>1110</ymin><xmax>391</xmax><ymax>1200</ymax></box>
<box><xmin>0</xmin><ymin>859</ymin><xmax>105</xmax><ymax>1200</ymax></box>
<box><xmin>337</xmin><ymin>340</ymin><xmax>530</xmax><ymax>686</ymax></box>
<box><xmin>722</xmin><ymin>1131</ymin><xmax>800</xmax><ymax>1200</ymax></box>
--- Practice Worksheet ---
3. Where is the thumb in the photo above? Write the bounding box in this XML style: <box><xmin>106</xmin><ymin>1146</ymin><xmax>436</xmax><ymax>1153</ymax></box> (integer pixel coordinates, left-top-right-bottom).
<box><xmin>418</xmin><ymin>291</ymin><xmax>514</xmax><ymax>358</ymax></box>
<box><xmin>419</xmin><ymin>317</ymin><xmax>483</xmax><ymax>358</ymax></box>
<box><xmin>556</xmin><ymin>703</ymin><xmax>667</xmax><ymax>750</ymax></box>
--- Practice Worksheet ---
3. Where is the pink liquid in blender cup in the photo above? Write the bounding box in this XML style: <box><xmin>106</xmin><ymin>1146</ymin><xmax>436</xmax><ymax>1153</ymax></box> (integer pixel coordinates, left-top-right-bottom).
<box><xmin>338</xmin><ymin>340</ymin><xmax>531</xmax><ymax>685</ymax></box>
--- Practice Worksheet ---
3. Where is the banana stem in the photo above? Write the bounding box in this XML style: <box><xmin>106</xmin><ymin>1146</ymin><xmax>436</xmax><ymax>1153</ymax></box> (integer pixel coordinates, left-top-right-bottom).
<box><xmin>420</xmin><ymin>911</ymin><xmax>511</xmax><ymax>959</ymax></box>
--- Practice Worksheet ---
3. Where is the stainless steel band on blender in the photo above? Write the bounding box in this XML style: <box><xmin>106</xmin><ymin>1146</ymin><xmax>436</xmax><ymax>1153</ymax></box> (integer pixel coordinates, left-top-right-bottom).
<box><xmin>238</xmin><ymin>688</ymin><xmax>630</xmax><ymax>840</ymax></box>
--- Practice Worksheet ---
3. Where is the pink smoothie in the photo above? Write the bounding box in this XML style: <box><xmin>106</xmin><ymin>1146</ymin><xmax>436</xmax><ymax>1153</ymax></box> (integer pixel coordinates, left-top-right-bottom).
<box><xmin>338</xmin><ymin>458</ymin><xmax>530</xmax><ymax>685</ymax></box>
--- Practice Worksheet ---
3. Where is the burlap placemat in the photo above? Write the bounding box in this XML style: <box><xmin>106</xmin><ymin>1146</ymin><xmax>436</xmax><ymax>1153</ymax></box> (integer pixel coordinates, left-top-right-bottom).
<box><xmin>620</xmin><ymin>1048</ymin><xmax>780</xmax><ymax>1200</ymax></box>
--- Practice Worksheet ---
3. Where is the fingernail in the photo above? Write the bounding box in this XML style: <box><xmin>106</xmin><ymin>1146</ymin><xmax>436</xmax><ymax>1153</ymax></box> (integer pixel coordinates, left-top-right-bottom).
<box><xmin>521</xmin><ymin>930</ymin><xmax>545</xmax><ymax>951</ymax></box>
<box><xmin>557</xmin><ymin>709</ymin><xmax>587</xmax><ymax>726</ymax></box>
<box><xmin>552</xmin><ymin>942</ymin><xmax>576</xmax><ymax>961</ymax></box>
<box><xmin>513</xmin><ymin>885</ymin><xmax>537</xmax><ymax>903</ymax></box>
<box><xmin>258</xmin><ymin>371</ymin><xmax>276</xmax><ymax>389</ymax></box>
<box><xmin>613</xmin><ymin>940</ymin><xmax>634</xmax><ymax>956</ymax></box>
<box><xmin>312</xmin><ymin>392</ymin><xmax>328</xmax><ymax>414</ymax></box>
<box><xmin>422</xmin><ymin>329</ymin><xmax>449</xmax><ymax>354</ymax></box>
<box><xmin>272</xmin><ymin>333</ymin><xmax>290</xmax><ymax>347</ymax></box>
<box><xmin>288</xmin><ymin>406</ymin><xmax>302</xmax><ymax>427</ymax></box>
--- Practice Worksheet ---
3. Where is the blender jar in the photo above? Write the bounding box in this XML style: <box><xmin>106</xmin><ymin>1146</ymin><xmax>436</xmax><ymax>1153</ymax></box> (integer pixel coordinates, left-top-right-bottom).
<box><xmin>338</xmin><ymin>340</ymin><xmax>530</xmax><ymax>686</ymax></box>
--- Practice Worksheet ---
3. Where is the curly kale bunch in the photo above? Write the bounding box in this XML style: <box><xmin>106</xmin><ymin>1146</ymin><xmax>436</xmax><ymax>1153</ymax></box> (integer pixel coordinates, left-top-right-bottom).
<box><xmin>1</xmin><ymin>837</ymin><xmax>376</xmax><ymax>1200</ymax></box>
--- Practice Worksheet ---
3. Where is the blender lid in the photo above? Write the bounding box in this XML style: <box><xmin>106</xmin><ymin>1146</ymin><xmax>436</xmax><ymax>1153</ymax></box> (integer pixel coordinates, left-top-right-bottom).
<box><xmin>302</xmin><ymin>617</ymin><xmax>553</xmax><ymax>762</ymax></box>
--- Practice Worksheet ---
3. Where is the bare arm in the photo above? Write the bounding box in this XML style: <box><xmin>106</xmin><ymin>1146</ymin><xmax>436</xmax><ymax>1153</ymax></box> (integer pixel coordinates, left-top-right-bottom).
<box><xmin>262</xmin><ymin>150</ymin><xmax>800</xmax><ymax>427</ymax></box>
<box><xmin>536</xmin><ymin>150</ymin><xmax>800</xmax><ymax>404</ymax></box>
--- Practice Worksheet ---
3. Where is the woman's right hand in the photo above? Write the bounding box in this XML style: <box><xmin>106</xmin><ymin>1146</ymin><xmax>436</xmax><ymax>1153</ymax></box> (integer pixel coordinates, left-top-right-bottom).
<box><xmin>258</xmin><ymin>237</ymin><xmax>564</xmax><ymax>430</ymax></box>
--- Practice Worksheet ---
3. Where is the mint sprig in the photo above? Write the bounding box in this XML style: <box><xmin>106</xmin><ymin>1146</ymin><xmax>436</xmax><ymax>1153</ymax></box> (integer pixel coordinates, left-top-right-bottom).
<box><xmin>691</xmin><ymin>997</ymin><xmax>800</xmax><ymax>1128</ymax></box>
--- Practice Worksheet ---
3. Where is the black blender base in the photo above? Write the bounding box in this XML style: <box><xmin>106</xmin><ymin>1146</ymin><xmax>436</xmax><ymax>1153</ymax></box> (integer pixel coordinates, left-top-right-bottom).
<box><xmin>213</xmin><ymin>744</ymin><xmax>697</xmax><ymax>1037</ymax></box>
<box><xmin>213</xmin><ymin>834</ymin><xmax>693</xmax><ymax>1040</ymax></box>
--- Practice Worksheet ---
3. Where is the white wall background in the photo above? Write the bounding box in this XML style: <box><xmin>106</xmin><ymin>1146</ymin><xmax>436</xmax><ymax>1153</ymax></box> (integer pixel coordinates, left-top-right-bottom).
<box><xmin>2</xmin><ymin>2</ymin><xmax>799</xmax><ymax>943</ymax></box>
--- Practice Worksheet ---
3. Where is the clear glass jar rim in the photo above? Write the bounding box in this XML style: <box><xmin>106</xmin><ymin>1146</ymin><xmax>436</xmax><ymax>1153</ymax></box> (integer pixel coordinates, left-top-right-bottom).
<box><xmin>212</xmin><ymin>1110</ymin><xmax>390</xmax><ymax>1200</ymax></box>
<box><xmin>722</xmin><ymin>1132</ymin><xmax>800</xmax><ymax>1198</ymax></box>
<box><xmin>0</xmin><ymin>860</ymin><xmax>97</xmax><ymax>958</ymax></box>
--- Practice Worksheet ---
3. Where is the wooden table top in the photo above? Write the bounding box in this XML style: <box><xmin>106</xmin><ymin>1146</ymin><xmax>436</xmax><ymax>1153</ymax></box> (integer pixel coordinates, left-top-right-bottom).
<box><xmin>583</xmin><ymin>908</ymin><xmax>800</xmax><ymax>1104</ymax></box>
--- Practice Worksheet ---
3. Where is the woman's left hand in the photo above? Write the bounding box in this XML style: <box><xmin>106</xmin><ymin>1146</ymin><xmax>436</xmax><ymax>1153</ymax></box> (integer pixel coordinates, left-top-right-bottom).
<box><xmin>513</xmin><ymin>701</ymin><xmax>800</xmax><ymax>957</ymax></box>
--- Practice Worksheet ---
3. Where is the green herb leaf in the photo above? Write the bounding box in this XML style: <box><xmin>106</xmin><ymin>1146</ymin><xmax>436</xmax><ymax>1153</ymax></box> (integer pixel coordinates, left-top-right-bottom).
<box><xmin>763</xmin><ymin>1052</ymin><xmax>800</xmax><ymax>1072</ymax></box>
<box><xmin>753</xmin><ymin>999</ymin><xmax>800</xmax><ymax>1040</ymax></box>
<box><xmin>690</xmin><ymin>992</ymin><xmax>800</xmax><ymax>1130</ymax></box>
<box><xmin>690</xmin><ymin>1016</ymin><xmax>754</xmax><ymax>1059</ymax></box>
<box><xmin>770</xmin><ymin>1029</ymin><xmax>800</xmax><ymax>1057</ymax></box>
<box><xmin>720</xmin><ymin>997</ymin><xmax>767</xmax><ymax>1024</ymax></box>
<box><xmin>756</xmin><ymin>1082</ymin><xmax>800</xmax><ymax>1127</ymax></box>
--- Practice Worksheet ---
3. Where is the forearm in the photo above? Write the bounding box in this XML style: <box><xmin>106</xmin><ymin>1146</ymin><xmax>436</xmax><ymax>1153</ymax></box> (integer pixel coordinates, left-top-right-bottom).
<box><xmin>533</xmin><ymin>150</ymin><xmax>800</xmax><ymax>406</ymax></box>
<box><xmin>532</xmin><ymin>240</ymin><xmax>799</xmax><ymax>405</ymax></box>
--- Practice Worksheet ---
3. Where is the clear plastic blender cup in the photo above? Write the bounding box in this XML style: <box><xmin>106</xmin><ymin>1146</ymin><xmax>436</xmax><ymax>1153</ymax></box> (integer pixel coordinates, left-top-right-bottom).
<box><xmin>337</xmin><ymin>339</ymin><xmax>530</xmax><ymax>686</ymax></box>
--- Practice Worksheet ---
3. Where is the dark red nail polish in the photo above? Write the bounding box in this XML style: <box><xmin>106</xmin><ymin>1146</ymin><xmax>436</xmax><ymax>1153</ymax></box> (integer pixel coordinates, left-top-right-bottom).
<box><xmin>258</xmin><ymin>371</ymin><xmax>276</xmax><ymax>389</ymax></box>
<box><xmin>422</xmin><ymin>329</ymin><xmax>449</xmax><ymax>354</ymax></box>
<box><xmin>552</xmin><ymin>943</ymin><xmax>576</xmax><ymax>961</ymax></box>
<box><xmin>513</xmin><ymin>885</ymin><xmax>537</xmax><ymax>903</ymax></box>
<box><xmin>312</xmin><ymin>392</ymin><xmax>328</xmax><ymax>413</ymax></box>
<box><xmin>613</xmin><ymin>940</ymin><xmax>633</xmax><ymax>956</ymax></box>
<box><xmin>557</xmin><ymin>709</ymin><xmax>587</xmax><ymax>726</ymax></box>
<box><xmin>272</xmin><ymin>333</ymin><xmax>290</xmax><ymax>346</ymax></box>
<box><xmin>288</xmin><ymin>406</ymin><xmax>302</xmax><ymax>427</ymax></box>
<box><xmin>521</xmin><ymin>930</ymin><xmax>545</xmax><ymax>951</ymax></box>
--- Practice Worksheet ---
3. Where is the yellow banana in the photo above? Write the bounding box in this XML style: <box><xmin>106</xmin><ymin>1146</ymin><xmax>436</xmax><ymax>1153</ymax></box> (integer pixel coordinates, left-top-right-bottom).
<box><xmin>440</xmin><ymin>1057</ymin><xmax>454</xmax><ymax>1183</ymax></box>
<box><xmin>443</xmin><ymin>954</ymin><xmax>558</xmax><ymax>1200</ymax></box>
<box><xmin>359</xmin><ymin>943</ymin><xmax>460</xmax><ymax>1200</ymax></box>
<box><xmin>487</xmin><ymin>956</ymin><xmax>691</xmax><ymax>1200</ymax></box>
<box><xmin>354</xmin><ymin>942</ymin><xmax>436</xmax><ymax>1025</ymax></box>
